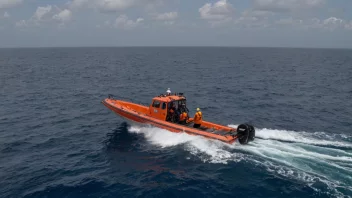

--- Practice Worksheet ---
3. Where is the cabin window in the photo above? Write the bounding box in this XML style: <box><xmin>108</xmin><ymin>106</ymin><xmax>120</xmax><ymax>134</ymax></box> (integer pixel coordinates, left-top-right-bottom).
<box><xmin>152</xmin><ymin>100</ymin><xmax>161</xmax><ymax>108</ymax></box>
<box><xmin>162</xmin><ymin>102</ymin><xmax>166</xmax><ymax>109</ymax></box>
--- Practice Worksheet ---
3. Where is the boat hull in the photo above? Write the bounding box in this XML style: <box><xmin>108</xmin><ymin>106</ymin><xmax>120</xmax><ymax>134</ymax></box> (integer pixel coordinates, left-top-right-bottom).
<box><xmin>102</xmin><ymin>98</ymin><xmax>238</xmax><ymax>144</ymax></box>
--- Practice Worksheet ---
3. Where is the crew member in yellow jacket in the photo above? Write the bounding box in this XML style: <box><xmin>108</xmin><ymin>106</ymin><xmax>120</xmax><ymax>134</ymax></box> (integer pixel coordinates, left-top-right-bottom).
<box><xmin>179</xmin><ymin>111</ymin><xmax>188</xmax><ymax>125</ymax></box>
<box><xmin>193</xmin><ymin>108</ymin><xmax>202</xmax><ymax>128</ymax></box>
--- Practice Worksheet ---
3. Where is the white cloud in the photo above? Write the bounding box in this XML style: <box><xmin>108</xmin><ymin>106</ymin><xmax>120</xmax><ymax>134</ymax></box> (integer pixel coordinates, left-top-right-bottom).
<box><xmin>0</xmin><ymin>0</ymin><xmax>22</xmax><ymax>9</ymax></box>
<box><xmin>114</xmin><ymin>14</ymin><xmax>144</xmax><ymax>29</ymax></box>
<box><xmin>323</xmin><ymin>17</ymin><xmax>343</xmax><ymax>25</ymax></box>
<box><xmin>199</xmin><ymin>0</ymin><xmax>234</xmax><ymax>21</ymax></box>
<box><xmin>253</xmin><ymin>0</ymin><xmax>324</xmax><ymax>12</ymax></box>
<box><xmin>33</xmin><ymin>5</ymin><xmax>53</xmax><ymax>21</ymax></box>
<box><xmin>322</xmin><ymin>17</ymin><xmax>345</xmax><ymax>30</ymax></box>
<box><xmin>272</xmin><ymin>16</ymin><xmax>352</xmax><ymax>31</ymax></box>
<box><xmin>16</xmin><ymin>5</ymin><xmax>73</xmax><ymax>28</ymax></box>
<box><xmin>15</xmin><ymin>5</ymin><xmax>53</xmax><ymax>28</ymax></box>
<box><xmin>233</xmin><ymin>12</ymin><xmax>352</xmax><ymax>31</ymax></box>
<box><xmin>154</xmin><ymin>12</ymin><xmax>178</xmax><ymax>21</ymax></box>
<box><xmin>274</xmin><ymin>17</ymin><xmax>319</xmax><ymax>29</ymax></box>
<box><xmin>53</xmin><ymin>9</ymin><xmax>72</xmax><ymax>22</ymax></box>
<box><xmin>232</xmin><ymin>9</ymin><xmax>273</xmax><ymax>28</ymax></box>
<box><xmin>3</xmin><ymin>11</ymin><xmax>10</xmax><ymax>18</ymax></box>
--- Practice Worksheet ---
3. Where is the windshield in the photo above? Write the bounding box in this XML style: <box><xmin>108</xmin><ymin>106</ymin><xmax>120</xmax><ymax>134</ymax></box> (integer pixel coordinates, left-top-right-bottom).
<box><xmin>167</xmin><ymin>99</ymin><xmax>187</xmax><ymax>112</ymax></box>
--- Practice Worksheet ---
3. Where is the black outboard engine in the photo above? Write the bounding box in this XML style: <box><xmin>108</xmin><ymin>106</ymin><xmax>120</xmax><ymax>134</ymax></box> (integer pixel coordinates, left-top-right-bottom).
<box><xmin>237</xmin><ymin>124</ymin><xmax>255</xmax><ymax>145</ymax></box>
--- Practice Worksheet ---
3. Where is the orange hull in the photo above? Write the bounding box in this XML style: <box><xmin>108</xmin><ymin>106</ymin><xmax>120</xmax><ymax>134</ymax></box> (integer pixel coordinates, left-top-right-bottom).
<box><xmin>102</xmin><ymin>98</ymin><xmax>239</xmax><ymax>144</ymax></box>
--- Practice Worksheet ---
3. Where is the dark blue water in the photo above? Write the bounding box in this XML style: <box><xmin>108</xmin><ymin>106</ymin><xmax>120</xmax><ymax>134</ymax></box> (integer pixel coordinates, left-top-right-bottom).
<box><xmin>1</xmin><ymin>47</ymin><xmax>351</xmax><ymax>198</ymax></box>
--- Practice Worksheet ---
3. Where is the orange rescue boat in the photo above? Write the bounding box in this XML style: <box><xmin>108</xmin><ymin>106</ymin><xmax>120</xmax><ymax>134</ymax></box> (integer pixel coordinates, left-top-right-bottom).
<box><xmin>102</xmin><ymin>90</ymin><xmax>255</xmax><ymax>145</ymax></box>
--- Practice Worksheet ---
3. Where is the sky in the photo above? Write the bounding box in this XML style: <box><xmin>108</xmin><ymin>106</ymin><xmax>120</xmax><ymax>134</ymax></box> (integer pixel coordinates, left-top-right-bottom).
<box><xmin>0</xmin><ymin>0</ymin><xmax>352</xmax><ymax>48</ymax></box>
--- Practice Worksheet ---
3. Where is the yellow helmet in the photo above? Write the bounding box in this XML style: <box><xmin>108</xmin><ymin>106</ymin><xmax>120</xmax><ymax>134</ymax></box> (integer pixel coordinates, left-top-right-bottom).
<box><xmin>196</xmin><ymin>108</ymin><xmax>200</xmax><ymax>111</ymax></box>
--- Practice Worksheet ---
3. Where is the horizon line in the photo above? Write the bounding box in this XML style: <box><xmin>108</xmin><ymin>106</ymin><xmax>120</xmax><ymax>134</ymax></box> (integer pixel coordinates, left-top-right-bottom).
<box><xmin>1</xmin><ymin>46</ymin><xmax>352</xmax><ymax>50</ymax></box>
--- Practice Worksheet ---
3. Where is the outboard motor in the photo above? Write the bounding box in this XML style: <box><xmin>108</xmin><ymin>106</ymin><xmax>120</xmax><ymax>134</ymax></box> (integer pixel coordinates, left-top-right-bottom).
<box><xmin>237</xmin><ymin>124</ymin><xmax>255</xmax><ymax>145</ymax></box>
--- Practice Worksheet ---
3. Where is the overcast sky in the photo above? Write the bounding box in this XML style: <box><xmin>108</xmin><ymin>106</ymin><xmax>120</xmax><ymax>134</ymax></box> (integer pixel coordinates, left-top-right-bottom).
<box><xmin>0</xmin><ymin>0</ymin><xmax>352</xmax><ymax>48</ymax></box>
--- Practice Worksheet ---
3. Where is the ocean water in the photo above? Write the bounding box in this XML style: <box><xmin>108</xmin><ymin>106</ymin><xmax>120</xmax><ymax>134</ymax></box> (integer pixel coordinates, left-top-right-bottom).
<box><xmin>0</xmin><ymin>47</ymin><xmax>351</xmax><ymax>198</ymax></box>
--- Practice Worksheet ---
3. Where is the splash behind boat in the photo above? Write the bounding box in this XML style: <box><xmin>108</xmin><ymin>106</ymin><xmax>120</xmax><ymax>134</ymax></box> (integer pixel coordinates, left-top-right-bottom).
<box><xmin>102</xmin><ymin>91</ymin><xmax>255</xmax><ymax>145</ymax></box>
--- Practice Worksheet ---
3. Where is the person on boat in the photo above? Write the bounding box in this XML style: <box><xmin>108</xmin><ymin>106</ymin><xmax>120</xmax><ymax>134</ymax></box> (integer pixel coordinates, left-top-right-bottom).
<box><xmin>181</xmin><ymin>103</ymin><xmax>189</xmax><ymax>114</ymax></box>
<box><xmin>166</xmin><ymin>88</ymin><xmax>171</xmax><ymax>96</ymax></box>
<box><xmin>169</xmin><ymin>102</ymin><xmax>176</xmax><ymax>113</ymax></box>
<box><xmin>168</xmin><ymin>102</ymin><xmax>177</xmax><ymax>122</ymax></box>
<box><xmin>193</xmin><ymin>108</ymin><xmax>202</xmax><ymax>128</ymax></box>
<box><xmin>179</xmin><ymin>111</ymin><xmax>188</xmax><ymax>125</ymax></box>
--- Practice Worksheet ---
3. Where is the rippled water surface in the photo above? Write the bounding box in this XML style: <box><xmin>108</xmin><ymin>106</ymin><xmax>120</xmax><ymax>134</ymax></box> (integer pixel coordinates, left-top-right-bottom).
<box><xmin>0</xmin><ymin>47</ymin><xmax>351</xmax><ymax>198</ymax></box>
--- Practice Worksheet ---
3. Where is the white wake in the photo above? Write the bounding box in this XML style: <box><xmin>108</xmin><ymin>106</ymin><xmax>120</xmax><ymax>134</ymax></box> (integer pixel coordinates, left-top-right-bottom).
<box><xmin>129</xmin><ymin>126</ymin><xmax>244</xmax><ymax>164</ymax></box>
<box><xmin>127</xmin><ymin>124</ymin><xmax>352</xmax><ymax>198</ymax></box>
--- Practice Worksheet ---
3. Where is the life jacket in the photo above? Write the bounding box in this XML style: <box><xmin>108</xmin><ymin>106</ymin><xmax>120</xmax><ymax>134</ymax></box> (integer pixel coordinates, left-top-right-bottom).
<box><xmin>180</xmin><ymin>112</ymin><xmax>188</xmax><ymax>121</ymax></box>
<box><xmin>194</xmin><ymin>111</ymin><xmax>202</xmax><ymax>124</ymax></box>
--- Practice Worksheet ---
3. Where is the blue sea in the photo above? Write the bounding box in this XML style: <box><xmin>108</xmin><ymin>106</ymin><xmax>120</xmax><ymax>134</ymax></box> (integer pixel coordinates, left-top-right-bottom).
<box><xmin>0</xmin><ymin>47</ymin><xmax>351</xmax><ymax>198</ymax></box>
